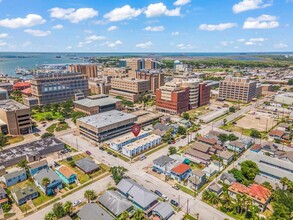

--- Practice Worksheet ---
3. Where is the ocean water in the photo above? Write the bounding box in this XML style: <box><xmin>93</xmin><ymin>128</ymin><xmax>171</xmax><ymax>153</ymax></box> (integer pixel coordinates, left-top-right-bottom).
<box><xmin>0</xmin><ymin>52</ymin><xmax>292</xmax><ymax>78</ymax></box>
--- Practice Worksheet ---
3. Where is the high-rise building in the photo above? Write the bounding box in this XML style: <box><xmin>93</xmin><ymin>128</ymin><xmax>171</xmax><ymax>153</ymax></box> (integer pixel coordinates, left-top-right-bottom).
<box><xmin>180</xmin><ymin>79</ymin><xmax>200</xmax><ymax>109</ymax></box>
<box><xmin>109</xmin><ymin>78</ymin><xmax>150</xmax><ymax>102</ymax></box>
<box><xmin>68</xmin><ymin>64</ymin><xmax>98</xmax><ymax>78</ymax></box>
<box><xmin>0</xmin><ymin>99</ymin><xmax>32</xmax><ymax>135</ymax></box>
<box><xmin>135</xmin><ymin>70</ymin><xmax>164</xmax><ymax>93</ymax></box>
<box><xmin>144</xmin><ymin>58</ymin><xmax>158</xmax><ymax>70</ymax></box>
<box><xmin>198</xmin><ymin>83</ymin><xmax>211</xmax><ymax>107</ymax></box>
<box><xmin>30</xmin><ymin>72</ymin><xmax>88</xmax><ymax>105</ymax></box>
<box><xmin>118</xmin><ymin>58</ymin><xmax>157</xmax><ymax>71</ymax></box>
<box><xmin>219</xmin><ymin>76</ymin><xmax>257</xmax><ymax>103</ymax></box>
<box><xmin>156</xmin><ymin>81</ymin><xmax>189</xmax><ymax>114</ymax></box>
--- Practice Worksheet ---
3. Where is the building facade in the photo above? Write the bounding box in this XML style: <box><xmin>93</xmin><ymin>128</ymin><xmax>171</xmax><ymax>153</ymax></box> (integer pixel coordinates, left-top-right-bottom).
<box><xmin>68</xmin><ymin>64</ymin><xmax>98</xmax><ymax>78</ymax></box>
<box><xmin>199</xmin><ymin>82</ymin><xmax>211</xmax><ymax>106</ymax></box>
<box><xmin>0</xmin><ymin>99</ymin><xmax>32</xmax><ymax>135</ymax></box>
<box><xmin>30</xmin><ymin>72</ymin><xmax>88</xmax><ymax>105</ymax></box>
<box><xmin>135</xmin><ymin>70</ymin><xmax>164</xmax><ymax>93</ymax></box>
<box><xmin>156</xmin><ymin>81</ymin><xmax>189</xmax><ymax>115</ymax></box>
<box><xmin>219</xmin><ymin>77</ymin><xmax>257</xmax><ymax>103</ymax></box>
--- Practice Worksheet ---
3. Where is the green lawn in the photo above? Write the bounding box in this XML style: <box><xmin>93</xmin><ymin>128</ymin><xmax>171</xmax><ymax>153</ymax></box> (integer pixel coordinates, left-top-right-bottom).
<box><xmin>183</xmin><ymin>214</ymin><xmax>197</xmax><ymax>220</ymax></box>
<box><xmin>46</xmin><ymin>122</ymin><xmax>69</xmax><ymax>133</ymax></box>
<box><xmin>176</xmin><ymin>183</ymin><xmax>197</xmax><ymax>197</ymax></box>
<box><xmin>6</xmin><ymin>136</ymin><xmax>24</xmax><ymax>145</ymax></box>
<box><xmin>32</xmin><ymin>189</ymin><xmax>55</xmax><ymax>207</ymax></box>
<box><xmin>46</xmin><ymin>124</ymin><xmax>57</xmax><ymax>133</ymax></box>
<box><xmin>32</xmin><ymin>111</ymin><xmax>63</xmax><ymax>121</ymax></box>
<box><xmin>19</xmin><ymin>204</ymin><xmax>32</xmax><ymax>213</ymax></box>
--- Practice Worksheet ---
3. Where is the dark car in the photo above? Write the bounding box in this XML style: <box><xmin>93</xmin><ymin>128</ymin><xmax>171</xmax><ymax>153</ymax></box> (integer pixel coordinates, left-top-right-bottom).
<box><xmin>99</xmin><ymin>147</ymin><xmax>105</xmax><ymax>151</ymax></box>
<box><xmin>170</xmin><ymin>199</ymin><xmax>179</xmax><ymax>207</ymax></box>
<box><xmin>66</xmin><ymin>157</ymin><xmax>73</xmax><ymax>161</ymax></box>
<box><xmin>113</xmin><ymin>154</ymin><xmax>117</xmax><ymax>157</ymax></box>
<box><xmin>154</xmin><ymin>190</ymin><xmax>162</xmax><ymax>197</ymax></box>
<box><xmin>107</xmin><ymin>151</ymin><xmax>113</xmax><ymax>155</ymax></box>
<box><xmin>86</xmin><ymin>151</ymin><xmax>91</xmax><ymax>155</ymax></box>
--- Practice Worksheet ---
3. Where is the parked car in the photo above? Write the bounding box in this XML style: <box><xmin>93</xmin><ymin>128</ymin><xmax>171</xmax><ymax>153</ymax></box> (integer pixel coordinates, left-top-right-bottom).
<box><xmin>86</xmin><ymin>151</ymin><xmax>91</xmax><ymax>155</ymax></box>
<box><xmin>113</xmin><ymin>154</ymin><xmax>117</xmax><ymax>158</ymax></box>
<box><xmin>99</xmin><ymin>147</ymin><xmax>105</xmax><ymax>151</ymax></box>
<box><xmin>172</xmin><ymin>185</ymin><xmax>179</xmax><ymax>190</ymax></box>
<box><xmin>154</xmin><ymin>190</ymin><xmax>162</xmax><ymax>197</ymax></box>
<box><xmin>140</xmin><ymin>155</ymin><xmax>146</xmax><ymax>161</ymax></box>
<box><xmin>162</xmin><ymin>194</ymin><xmax>169</xmax><ymax>201</ymax></box>
<box><xmin>107</xmin><ymin>151</ymin><xmax>113</xmax><ymax>155</ymax></box>
<box><xmin>73</xmin><ymin>200</ymin><xmax>82</xmax><ymax>207</ymax></box>
<box><xmin>66</xmin><ymin>157</ymin><xmax>73</xmax><ymax>161</ymax></box>
<box><xmin>170</xmin><ymin>199</ymin><xmax>179</xmax><ymax>207</ymax></box>
<box><xmin>54</xmin><ymin>162</ymin><xmax>60</xmax><ymax>167</ymax></box>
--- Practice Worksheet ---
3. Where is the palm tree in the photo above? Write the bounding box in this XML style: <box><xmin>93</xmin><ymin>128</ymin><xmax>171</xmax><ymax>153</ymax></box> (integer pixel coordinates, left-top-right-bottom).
<box><xmin>245</xmin><ymin>197</ymin><xmax>253</xmax><ymax>217</ymax></box>
<box><xmin>203</xmin><ymin>190</ymin><xmax>211</xmax><ymax>201</ymax></box>
<box><xmin>84</xmin><ymin>190</ymin><xmax>96</xmax><ymax>203</ymax></box>
<box><xmin>133</xmin><ymin>209</ymin><xmax>145</xmax><ymax>220</ymax></box>
<box><xmin>280</xmin><ymin>177</ymin><xmax>289</xmax><ymax>190</ymax></box>
<box><xmin>117</xmin><ymin>211</ymin><xmax>129</xmax><ymax>220</ymax></box>
<box><xmin>235</xmin><ymin>194</ymin><xmax>242</xmax><ymax>214</ymax></box>
<box><xmin>63</xmin><ymin>201</ymin><xmax>73</xmax><ymax>216</ymax></box>
<box><xmin>209</xmin><ymin>192</ymin><xmax>220</xmax><ymax>205</ymax></box>
<box><xmin>44</xmin><ymin>211</ymin><xmax>57</xmax><ymax>220</ymax></box>
<box><xmin>240</xmin><ymin>194</ymin><xmax>247</xmax><ymax>215</ymax></box>
<box><xmin>42</xmin><ymin>178</ymin><xmax>51</xmax><ymax>195</ymax></box>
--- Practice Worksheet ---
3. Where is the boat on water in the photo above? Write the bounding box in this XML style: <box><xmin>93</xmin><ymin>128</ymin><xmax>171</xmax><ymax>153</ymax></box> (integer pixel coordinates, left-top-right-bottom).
<box><xmin>15</xmin><ymin>67</ymin><xmax>32</xmax><ymax>76</ymax></box>
<box><xmin>56</xmin><ymin>55</ymin><xmax>61</xmax><ymax>58</ymax></box>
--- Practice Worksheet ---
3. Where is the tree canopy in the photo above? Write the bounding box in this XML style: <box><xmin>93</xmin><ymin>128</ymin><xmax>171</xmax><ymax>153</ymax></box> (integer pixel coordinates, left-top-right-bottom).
<box><xmin>110</xmin><ymin>166</ymin><xmax>128</xmax><ymax>184</ymax></box>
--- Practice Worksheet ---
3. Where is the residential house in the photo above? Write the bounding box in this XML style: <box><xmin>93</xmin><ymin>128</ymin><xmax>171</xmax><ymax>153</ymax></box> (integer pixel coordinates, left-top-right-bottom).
<box><xmin>218</xmin><ymin>151</ymin><xmax>234</xmax><ymax>165</ymax></box>
<box><xmin>277</xmin><ymin>151</ymin><xmax>293</xmax><ymax>163</ymax></box>
<box><xmin>55</xmin><ymin>165</ymin><xmax>77</xmax><ymax>184</ymax></box>
<box><xmin>208</xmin><ymin>182</ymin><xmax>223</xmax><ymax>196</ymax></box>
<box><xmin>277</xmin><ymin>123</ymin><xmax>290</xmax><ymax>132</ymax></box>
<box><xmin>269</xmin><ymin>130</ymin><xmax>286</xmax><ymax>140</ymax></box>
<box><xmin>152</xmin><ymin>155</ymin><xmax>176</xmax><ymax>174</ymax></box>
<box><xmin>117</xmin><ymin>178</ymin><xmax>158</xmax><ymax>212</ymax></box>
<box><xmin>220</xmin><ymin>172</ymin><xmax>236</xmax><ymax>185</ymax></box>
<box><xmin>2</xmin><ymin>169</ymin><xmax>27</xmax><ymax>187</ymax></box>
<box><xmin>170</xmin><ymin>164</ymin><xmax>191</xmax><ymax>182</ymax></box>
<box><xmin>184</xmin><ymin>142</ymin><xmax>213</xmax><ymax>165</ymax></box>
<box><xmin>261</xmin><ymin>142</ymin><xmax>279</xmax><ymax>156</ymax></box>
<box><xmin>98</xmin><ymin>190</ymin><xmax>132</xmax><ymax>217</ymax></box>
<box><xmin>75</xmin><ymin>158</ymin><xmax>99</xmax><ymax>174</ymax></box>
<box><xmin>34</xmin><ymin>169</ymin><xmax>63</xmax><ymax>195</ymax></box>
<box><xmin>228</xmin><ymin>182</ymin><xmax>271</xmax><ymax>211</ymax></box>
<box><xmin>250</xmin><ymin>144</ymin><xmax>262</xmax><ymax>153</ymax></box>
<box><xmin>28</xmin><ymin>159</ymin><xmax>49</xmax><ymax>176</ymax></box>
<box><xmin>197</xmin><ymin>136</ymin><xmax>217</xmax><ymax>146</ymax></box>
<box><xmin>226</xmin><ymin>141</ymin><xmax>246</xmax><ymax>153</ymax></box>
<box><xmin>0</xmin><ymin>186</ymin><xmax>8</xmax><ymax>207</ymax></box>
<box><xmin>11</xmin><ymin>183</ymin><xmax>38</xmax><ymax>205</ymax></box>
<box><xmin>179</xmin><ymin>119</ymin><xmax>191</xmax><ymax>128</ymax></box>
<box><xmin>188</xmin><ymin>170</ymin><xmax>206</xmax><ymax>190</ymax></box>
<box><xmin>77</xmin><ymin>203</ymin><xmax>114</xmax><ymax>220</ymax></box>
<box><xmin>152</xmin><ymin>202</ymin><xmax>174</xmax><ymax>220</ymax></box>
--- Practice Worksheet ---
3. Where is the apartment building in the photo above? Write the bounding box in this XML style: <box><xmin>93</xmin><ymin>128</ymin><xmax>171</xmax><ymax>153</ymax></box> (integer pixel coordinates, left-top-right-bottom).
<box><xmin>156</xmin><ymin>81</ymin><xmax>189</xmax><ymax>114</ymax></box>
<box><xmin>0</xmin><ymin>99</ymin><xmax>32</xmax><ymax>135</ymax></box>
<box><xmin>199</xmin><ymin>82</ymin><xmax>211</xmax><ymax>107</ymax></box>
<box><xmin>180</xmin><ymin>79</ymin><xmax>200</xmax><ymax>109</ymax></box>
<box><xmin>109</xmin><ymin>78</ymin><xmax>150</xmax><ymax>102</ymax></box>
<box><xmin>135</xmin><ymin>70</ymin><xmax>165</xmax><ymax>93</ymax></box>
<box><xmin>119</xmin><ymin>58</ymin><xmax>157</xmax><ymax>70</ymax></box>
<box><xmin>219</xmin><ymin>76</ymin><xmax>257</xmax><ymax>103</ymax></box>
<box><xmin>68</xmin><ymin>64</ymin><xmax>98</xmax><ymax>78</ymax></box>
<box><xmin>30</xmin><ymin>72</ymin><xmax>88</xmax><ymax>105</ymax></box>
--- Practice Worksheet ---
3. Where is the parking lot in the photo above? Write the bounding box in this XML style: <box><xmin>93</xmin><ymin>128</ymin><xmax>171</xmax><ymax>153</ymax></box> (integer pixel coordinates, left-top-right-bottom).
<box><xmin>236</xmin><ymin>111</ymin><xmax>278</xmax><ymax>132</ymax></box>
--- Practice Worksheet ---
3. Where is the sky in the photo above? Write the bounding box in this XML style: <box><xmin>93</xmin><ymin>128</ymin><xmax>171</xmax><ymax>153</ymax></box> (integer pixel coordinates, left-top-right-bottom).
<box><xmin>0</xmin><ymin>0</ymin><xmax>292</xmax><ymax>52</ymax></box>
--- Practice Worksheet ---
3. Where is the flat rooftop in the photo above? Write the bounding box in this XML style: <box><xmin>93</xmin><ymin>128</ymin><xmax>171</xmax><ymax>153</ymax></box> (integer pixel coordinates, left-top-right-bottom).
<box><xmin>77</xmin><ymin>110</ymin><xmax>137</xmax><ymax>128</ymax></box>
<box><xmin>110</xmin><ymin>130</ymin><xmax>150</xmax><ymax>145</ymax></box>
<box><xmin>0</xmin><ymin>137</ymin><xmax>63</xmax><ymax>164</ymax></box>
<box><xmin>74</xmin><ymin>95</ymin><xmax>120</xmax><ymax>108</ymax></box>
<box><xmin>123</xmin><ymin>134</ymin><xmax>160</xmax><ymax>151</ymax></box>
<box><xmin>0</xmin><ymin>99</ymin><xmax>29</xmax><ymax>111</ymax></box>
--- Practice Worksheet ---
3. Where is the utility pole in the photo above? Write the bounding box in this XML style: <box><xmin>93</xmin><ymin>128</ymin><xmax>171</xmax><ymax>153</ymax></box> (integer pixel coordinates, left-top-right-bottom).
<box><xmin>76</xmin><ymin>138</ymin><xmax>78</xmax><ymax>150</ymax></box>
<box><xmin>178</xmin><ymin>195</ymin><xmax>180</xmax><ymax>206</ymax></box>
<box><xmin>186</xmin><ymin>199</ymin><xmax>189</xmax><ymax>214</ymax></box>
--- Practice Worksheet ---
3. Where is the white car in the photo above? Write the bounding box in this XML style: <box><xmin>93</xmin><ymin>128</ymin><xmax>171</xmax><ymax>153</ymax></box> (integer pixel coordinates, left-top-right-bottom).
<box><xmin>162</xmin><ymin>195</ymin><xmax>169</xmax><ymax>201</ymax></box>
<box><xmin>73</xmin><ymin>200</ymin><xmax>82</xmax><ymax>207</ymax></box>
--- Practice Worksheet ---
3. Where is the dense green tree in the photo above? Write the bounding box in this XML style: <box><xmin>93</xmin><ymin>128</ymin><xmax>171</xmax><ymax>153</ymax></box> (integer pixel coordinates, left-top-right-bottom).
<box><xmin>288</xmin><ymin>79</ymin><xmax>293</xmax><ymax>85</ymax></box>
<box><xmin>177</xmin><ymin>126</ymin><xmax>187</xmax><ymax>135</ymax></box>
<box><xmin>229</xmin><ymin>168</ymin><xmax>246</xmax><ymax>184</ymax></box>
<box><xmin>42</xmin><ymin>177</ymin><xmax>50</xmax><ymax>195</ymax></box>
<box><xmin>262</xmin><ymin>181</ymin><xmax>273</xmax><ymax>191</ymax></box>
<box><xmin>110</xmin><ymin>166</ymin><xmax>128</xmax><ymax>184</ymax></box>
<box><xmin>229</xmin><ymin>107</ymin><xmax>236</xmax><ymax>113</ymax></box>
<box><xmin>117</xmin><ymin>211</ymin><xmax>130</xmax><ymax>220</ymax></box>
<box><xmin>52</xmin><ymin>202</ymin><xmax>65</xmax><ymax>219</ymax></box>
<box><xmin>44</xmin><ymin>212</ymin><xmax>57</xmax><ymax>220</ymax></box>
<box><xmin>250</xmin><ymin>129</ymin><xmax>261</xmax><ymax>138</ymax></box>
<box><xmin>168</xmin><ymin>146</ymin><xmax>177</xmax><ymax>155</ymax></box>
<box><xmin>41</xmin><ymin>132</ymin><xmax>54</xmax><ymax>139</ymax></box>
<box><xmin>133</xmin><ymin>209</ymin><xmax>145</xmax><ymax>220</ymax></box>
<box><xmin>280</xmin><ymin>177</ymin><xmax>290</xmax><ymax>190</ymax></box>
<box><xmin>2</xmin><ymin>203</ymin><xmax>11</xmax><ymax>213</ymax></box>
<box><xmin>63</xmin><ymin>201</ymin><xmax>73</xmax><ymax>216</ymax></box>
<box><xmin>240</xmin><ymin>160</ymin><xmax>259</xmax><ymax>181</ymax></box>
<box><xmin>0</xmin><ymin>132</ymin><xmax>7</xmax><ymax>148</ymax></box>
<box><xmin>84</xmin><ymin>190</ymin><xmax>96</xmax><ymax>203</ymax></box>
<box><xmin>182</xmin><ymin>112</ymin><xmax>190</xmax><ymax>120</ymax></box>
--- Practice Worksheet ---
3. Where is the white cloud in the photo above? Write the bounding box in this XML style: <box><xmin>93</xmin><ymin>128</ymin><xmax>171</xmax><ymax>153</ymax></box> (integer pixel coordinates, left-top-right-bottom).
<box><xmin>0</xmin><ymin>14</ymin><xmax>45</xmax><ymax>29</ymax></box>
<box><xmin>243</xmin><ymin>14</ymin><xmax>279</xmax><ymax>29</ymax></box>
<box><xmin>52</xmin><ymin>24</ymin><xmax>63</xmax><ymax>30</ymax></box>
<box><xmin>136</xmin><ymin>41</ymin><xmax>153</xmax><ymax>49</ymax></box>
<box><xmin>66</xmin><ymin>46</ymin><xmax>72</xmax><ymax>50</ymax></box>
<box><xmin>102</xmin><ymin>40</ymin><xmax>122</xmax><ymax>48</ymax></box>
<box><xmin>249</xmin><ymin>37</ymin><xmax>266</xmax><ymax>42</ymax></box>
<box><xmin>171</xmin><ymin>31</ymin><xmax>180</xmax><ymax>35</ymax></box>
<box><xmin>244</xmin><ymin>38</ymin><xmax>266</xmax><ymax>45</ymax></box>
<box><xmin>144</xmin><ymin>26</ymin><xmax>164</xmax><ymax>31</ymax></box>
<box><xmin>221</xmin><ymin>41</ymin><xmax>234</xmax><ymax>46</ymax></box>
<box><xmin>199</xmin><ymin>23</ymin><xmax>237</xmax><ymax>31</ymax></box>
<box><xmin>84</xmin><ymin>30</ymin><xmax>92</xmax><ymax>34</ymax></box>
<box><xmin>49</xmin><ymin>7</ymin><xmax>98</xmax><ymax>23</ymax></box>
<box><xmin>233</xmin><ymin>0</ymin><xmax>273</xmax><ymax>13</ymax></box>
<box><xmin>245</xmin><ymin>41</ymin><xmax>256</xmax><ymax>45</ymax></box>
<box><xmin>24</xmin><ymin>29</ymin><xmax>51</xmax><ymax>37</ymax></box>
<box><xmin>237</xmin><ymin>38</ymin><xmax>246</xmax><ymax>42</ymax></box>
<box><xmin>176</xmin><ymin>43</ymin><xmax>193</xmax><ymax>50</ymax></box>
<box><xmin>0</xmin><ymin>41</ymin><xmax>7</xmax><ymax>47</ymax></box>
<box><xmin>107</xmin><ymin>26</ymin><xmax>118</xmax><ymax>31</ymax></box>
<box><xmin>0</xmin><ymin>33</ymin><xmax>8</xmax><ymax>38</ymax></box>
<box><xmin>274</xmin><ymin>43</ymin><xmax>288</xmax><ymax>48</ymax></box>
<box><xmin>174</xmin><ymin>0</ymin><xmax>191</xmax><ymax>6</ymax></box>
<box><xmin>145</xmin><ymin>3</ymin><xmax>181</xmax><ymax>17</ymax></box>
<box><xmin>104</xmin><ymin>5</ymin><xmax>142</xmax><ymax>22</ymax></box>
<box><xmin>78</xmin><ymin>35</ymin><xmax>106</xmax><ymax>47</ymax></box>
<box><xmin>22</xmin><ymin>41</ymin><xmax>31</xmax><ymax>47</ymax></box>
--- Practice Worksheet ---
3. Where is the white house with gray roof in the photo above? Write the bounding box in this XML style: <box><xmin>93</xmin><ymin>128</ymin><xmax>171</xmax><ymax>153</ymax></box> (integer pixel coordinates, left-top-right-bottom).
<box><xmin>77</xmin><ymin>203</ymin><xmax>114</xmax><ymax>220</ymax></box>
<box><xmin>75</xmin><ymin>158</ymin><xmax>99</xmax><ymax>174</ymax></box>
<box><xmin>2</xmin><ymin>169</ymin><xmax>27</xmax><ymax>187</ymax></box>
<box><xmin>152</xmin><ymin>202</ymin><xmax>174</xmax><ymax>220</ymax></box>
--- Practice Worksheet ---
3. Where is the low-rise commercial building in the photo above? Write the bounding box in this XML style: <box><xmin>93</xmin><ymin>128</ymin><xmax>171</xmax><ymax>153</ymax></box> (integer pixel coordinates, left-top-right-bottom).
<box><xmin>0</xmin><ymin>99</ymin><xmax>32</xmax><ymax>135</ymax></box>
<box><xmin>274</xmin><ymin>92</ymin><xmax>293</xmax><ymax>105</ymax></box>
<box><xmin>74</xmin><ymin>95</ymin><xmax>122</xmax><ymax>115</ymax></box>
<box><xmin>77</xmin><ymin>110</ymin><xmax>137</xmax><ymax>142</ymax></box>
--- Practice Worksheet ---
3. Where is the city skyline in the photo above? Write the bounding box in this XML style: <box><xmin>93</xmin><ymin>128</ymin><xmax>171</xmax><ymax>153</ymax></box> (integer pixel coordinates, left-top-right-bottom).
<box><xmin>0</xmin><ymin>0</ymin><xmax>292</xmax><ymax>52</ymax></box>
